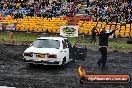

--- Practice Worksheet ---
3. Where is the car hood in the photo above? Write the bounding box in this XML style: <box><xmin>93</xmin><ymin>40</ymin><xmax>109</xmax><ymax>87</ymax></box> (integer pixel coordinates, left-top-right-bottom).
<box><xmin>24</xmin><ymin>46</ymin><xmax>59</xmax><ymax>54</ymax></box>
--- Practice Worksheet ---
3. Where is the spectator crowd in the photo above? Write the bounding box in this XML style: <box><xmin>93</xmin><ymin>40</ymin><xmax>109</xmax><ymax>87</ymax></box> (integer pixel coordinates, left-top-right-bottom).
<box><xmin>0</xmin><ymin>0</ymin><xmax>82</xmax><ymax>18</ymax></box>
<box><xmin>85</xmin><ymin>0</ymin><xmax>132</xmax><ymax>24</ymax></box>
<box><xmin>0</xmin><ymin>0</ymin><xmax>132</xmax><ymax>24</ymax></box>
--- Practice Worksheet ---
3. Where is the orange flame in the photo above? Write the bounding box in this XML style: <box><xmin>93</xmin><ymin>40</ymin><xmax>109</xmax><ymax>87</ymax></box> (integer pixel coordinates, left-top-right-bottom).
<box><xmin>78</xmin><ymin>66</ymin><xmax>86</xmax><ymax>76</ymax></box>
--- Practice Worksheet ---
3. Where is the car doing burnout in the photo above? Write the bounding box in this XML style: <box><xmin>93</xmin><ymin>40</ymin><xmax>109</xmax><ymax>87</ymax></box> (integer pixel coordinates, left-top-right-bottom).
<box><xmin>23</xmin><ymin>37</ymin><xmax>87</xmax><ymax>66</ymax></box>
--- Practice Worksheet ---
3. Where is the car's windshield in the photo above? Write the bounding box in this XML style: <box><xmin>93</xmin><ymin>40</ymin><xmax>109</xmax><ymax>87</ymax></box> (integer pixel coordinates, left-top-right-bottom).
<box><xmin>32</xmin><ymin>39</ymin><xmax>60</xmax><ymax>49</ymax></box>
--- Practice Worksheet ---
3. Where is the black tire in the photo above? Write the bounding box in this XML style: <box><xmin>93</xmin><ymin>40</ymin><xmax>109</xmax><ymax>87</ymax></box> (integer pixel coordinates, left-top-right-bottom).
<box><xmin>127</xmin><ymin>38</ymin><xmax>132</xmax><ymax>44</ymax></box>
<box><xmin>62</xmin><ymin>57</ymin><xmax>66</xmax><ymax>65</ymax></box>
<box><xmin>61</xmin><ymin>57</ymin><xmax>66</xmax><ymax>67</ymax></box>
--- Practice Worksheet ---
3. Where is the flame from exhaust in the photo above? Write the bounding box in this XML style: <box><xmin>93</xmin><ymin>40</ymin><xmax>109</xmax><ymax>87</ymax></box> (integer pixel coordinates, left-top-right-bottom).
<box><xmin>78</xmin><ymin>66</ymin><xmax>86</xmax><ymax>76</ymax></box>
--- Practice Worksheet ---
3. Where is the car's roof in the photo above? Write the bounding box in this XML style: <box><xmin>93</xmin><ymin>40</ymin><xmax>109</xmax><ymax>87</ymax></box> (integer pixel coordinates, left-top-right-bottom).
<box><xmin>37</xmin><ymin>37</ymin><xmax>67</xmax><ymax>40</ymax></box>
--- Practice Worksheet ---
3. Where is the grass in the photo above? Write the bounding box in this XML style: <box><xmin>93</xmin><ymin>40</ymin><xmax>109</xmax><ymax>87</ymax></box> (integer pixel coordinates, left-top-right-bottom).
<box><xmin>69</xmin><ymin>37</ymin><xmax>132</xmax><ymax>49</ymax></box>
<box><xmin>109</xmin><ymin>41</ymin><xmax>132</xmax><ymax>49</ymax></box>
<box><xmin>0</xmin><ymin>32</ymin><xmax>132</xmax><ymax>49</ymax></box>
<box><xmin>15</xmin><ymin>34</ymin><xmax>37</xmax><ymax>41</ymax></box>
<box><xmin>0</xmin><ymin>32</ymin><xmax>38</xmax><ymax>41</ymax></box>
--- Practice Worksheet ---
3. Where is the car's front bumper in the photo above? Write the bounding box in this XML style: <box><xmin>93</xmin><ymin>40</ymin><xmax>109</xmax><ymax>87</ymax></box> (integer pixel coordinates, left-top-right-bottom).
<box><xmin>23</xmin><ymin>58</ymin><xmax>60</xmax><ymax>65</ymax></box>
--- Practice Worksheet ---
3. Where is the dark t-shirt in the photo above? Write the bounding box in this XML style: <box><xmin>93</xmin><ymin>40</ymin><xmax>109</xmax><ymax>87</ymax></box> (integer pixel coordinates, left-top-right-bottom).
<box><xmin>98</xmin><ymin>30</ymin><xmax>116</xmax><ymax>46</ymax></box>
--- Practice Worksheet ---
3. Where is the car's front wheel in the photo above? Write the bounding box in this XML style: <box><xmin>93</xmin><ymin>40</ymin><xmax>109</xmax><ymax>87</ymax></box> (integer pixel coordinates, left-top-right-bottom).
<box><xmin>61</xmin><ymin>57</ymin><xmax>66</xmax><ymax>68</ymax></box>
<box><xmin>62</xmin><ymin>57</ymin><xmax>66</xmax><ymax>65</ymax></box>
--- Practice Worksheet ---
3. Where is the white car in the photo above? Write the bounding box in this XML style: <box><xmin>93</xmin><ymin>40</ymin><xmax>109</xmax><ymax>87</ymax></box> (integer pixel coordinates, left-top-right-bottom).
<box><xmin>23</xmin><ymin>37</ymin><xmax>73</xmax><ymax>66</ymax></box>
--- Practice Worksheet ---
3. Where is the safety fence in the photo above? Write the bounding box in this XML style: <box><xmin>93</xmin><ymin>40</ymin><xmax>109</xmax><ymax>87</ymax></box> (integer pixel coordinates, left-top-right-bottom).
<box><xmin>0</xmin><ymin>16</ymin><xmax>132</xmax><ymax>37</ymax></box>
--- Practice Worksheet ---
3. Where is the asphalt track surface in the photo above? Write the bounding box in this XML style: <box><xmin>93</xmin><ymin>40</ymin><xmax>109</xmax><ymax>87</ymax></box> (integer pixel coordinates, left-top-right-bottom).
<box><xmin>0</xmin><ymin>44</ymin><xmax>132</xmax><ymax>88</ymax></box>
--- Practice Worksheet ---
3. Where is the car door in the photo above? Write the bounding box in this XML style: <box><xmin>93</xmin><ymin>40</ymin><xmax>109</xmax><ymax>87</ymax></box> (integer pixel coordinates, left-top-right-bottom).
<box><xmin>72</xmin><ymin>41</ymin><xmax>87</xmax><ymax>61</ymax></box>
<box><xmin>62</xmin><ymin>40</ymin><xmax>69</xmax><ymax>62</ymax></box>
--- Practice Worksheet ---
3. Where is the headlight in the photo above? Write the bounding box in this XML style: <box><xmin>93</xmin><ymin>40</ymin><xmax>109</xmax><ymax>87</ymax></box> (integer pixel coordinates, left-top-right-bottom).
<box><xmin>23</xmin><ymin>52</ymin><xmax>33</xmax><ymax>57</ymax></box>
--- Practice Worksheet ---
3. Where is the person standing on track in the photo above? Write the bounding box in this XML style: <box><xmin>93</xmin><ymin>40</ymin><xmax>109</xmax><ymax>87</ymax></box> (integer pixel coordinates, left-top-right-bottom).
<box><xmin>90</xmin><ymin>26</ymin><xmax>98</xmax><ymax>44</ymax></box>
<box><xmin>97</xmin><ymin>27</ymin><xmax>118</xmax><ymax>68</ymax></box>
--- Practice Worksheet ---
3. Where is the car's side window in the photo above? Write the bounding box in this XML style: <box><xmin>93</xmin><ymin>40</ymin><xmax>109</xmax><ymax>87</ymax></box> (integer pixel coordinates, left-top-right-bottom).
<box><xmin>64</xmin><ymin>39</ymin><xmax>72</xmax><ymax>48</ymax></box>
<box><xmin>62</xmin><ymin>40</ymin><xmax>67</xmax><ymax>49</ymax></box>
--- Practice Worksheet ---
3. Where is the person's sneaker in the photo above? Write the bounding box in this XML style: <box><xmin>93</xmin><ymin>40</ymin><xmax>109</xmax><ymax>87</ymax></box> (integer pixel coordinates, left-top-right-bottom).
<box><xmin>97</xmin><ymin>60</ymin><xmax>101</xmax><ymax>66</ymax></box>
<box><xmin>102</xmin><ymin>64</ymin><xmax>108</xmax><ymax>69</ymax></box>
<box><xmin>101</xmin><ymin>65</ymin><xmax>105</xmax><ymax>69</ymax></box>
<box><xmin>102</xmin><ymin>62</ymin><xmax>106</xmax><ymax>69</ymax></box>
